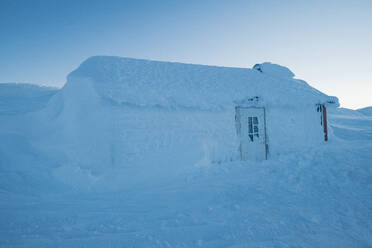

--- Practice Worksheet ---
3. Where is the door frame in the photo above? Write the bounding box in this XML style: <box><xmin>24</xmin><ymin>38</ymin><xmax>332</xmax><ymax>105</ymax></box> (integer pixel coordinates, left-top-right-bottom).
<box><xmin>235</xmin><ymin>106</ymin><xmax>267</xmax><ymax>161</ymax></box>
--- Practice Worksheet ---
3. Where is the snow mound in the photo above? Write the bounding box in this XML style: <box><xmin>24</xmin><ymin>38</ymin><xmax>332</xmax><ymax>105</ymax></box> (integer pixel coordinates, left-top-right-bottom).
<box><xmin>0</xmin><ymin>83</ymin><xmax>58</xmax><ymax>115</ymax></box>
<box><xmin>66</xmin><ymin>56</ymin><xmax>337</xmax><ymax>110</ymax></box>
<box><xmin>253</xmin><ymin>62</ymin><xmax>295</xmax><ymax>79</ymax></box>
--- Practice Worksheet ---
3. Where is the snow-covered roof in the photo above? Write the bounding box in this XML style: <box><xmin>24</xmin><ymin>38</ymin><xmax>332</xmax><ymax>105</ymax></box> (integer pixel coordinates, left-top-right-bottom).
<box><xmin>66</xmin><ymin>56</ymin><xmax>338</xmax><ymax>110</ymax></box>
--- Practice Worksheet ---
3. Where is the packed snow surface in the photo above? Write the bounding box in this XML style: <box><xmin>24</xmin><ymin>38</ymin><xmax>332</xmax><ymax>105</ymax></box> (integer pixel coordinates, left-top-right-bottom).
<box><xmin>0</xmin><ymin>57</ymin><xmax>370</xmax><ymax>247</ymax></box>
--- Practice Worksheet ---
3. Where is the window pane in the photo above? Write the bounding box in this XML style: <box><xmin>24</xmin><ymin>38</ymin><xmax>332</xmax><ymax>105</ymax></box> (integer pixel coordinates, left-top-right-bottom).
<box><xmin>253</xmin><ymin>117</ymin><xmax>258</xmax><ymax>124</ymax></box>
<box><xmin>248</xmin><ymin>117</ymin><xmax>253</xmax><ymax>133</ymax></box>
<box><xmin>254</xmin><ymin>126</ymin><xmax>258</xmax><ymax>133</ymax></box>
<box><xmin>249</xmin><ymin>134</ymin><xmax>253</xmax><ymax>142</ymax></box>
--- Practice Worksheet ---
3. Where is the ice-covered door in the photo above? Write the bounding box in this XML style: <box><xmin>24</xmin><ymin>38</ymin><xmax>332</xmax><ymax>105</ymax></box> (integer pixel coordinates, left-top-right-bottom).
<box><xmin>235</xmin><ymin>107</ymin><xmax>267</xmax><ymax>161</ymax></box>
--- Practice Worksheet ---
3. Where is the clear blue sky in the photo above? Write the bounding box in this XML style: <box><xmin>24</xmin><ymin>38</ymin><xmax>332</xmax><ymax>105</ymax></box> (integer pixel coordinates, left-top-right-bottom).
<box><xmin>1</xmin><ymin>0</ymin><xmax>371</xmax><ymax>109</ymax></box>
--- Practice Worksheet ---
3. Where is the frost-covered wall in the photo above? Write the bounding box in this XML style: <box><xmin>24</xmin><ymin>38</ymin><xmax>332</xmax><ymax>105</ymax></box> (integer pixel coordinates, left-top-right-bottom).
<box><xmin>265</xmin><ymin>105</ymin><xmax>324</xmax><ymax>155</ymax></box>
<box><xmin>35</xmin><ymin>56</ymin><xmax>337</xmax><ymax>174</ymax></box>
<box><xmin>41</xmin><ymin>77</ymin><xmax>237</xmax><ymax>175</ymax></box>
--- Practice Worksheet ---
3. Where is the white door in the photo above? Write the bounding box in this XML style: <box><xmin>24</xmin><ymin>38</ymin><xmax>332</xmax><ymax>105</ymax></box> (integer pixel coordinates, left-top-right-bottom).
<box><xmin>235</xmin><ymin>107</ymin><xmax>267</xmax><ymax>161</ymax></box>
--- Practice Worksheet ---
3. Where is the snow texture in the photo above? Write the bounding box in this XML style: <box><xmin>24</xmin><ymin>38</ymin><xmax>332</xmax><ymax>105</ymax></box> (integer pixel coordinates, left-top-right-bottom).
<box><xmin>0</xmin><ymin>57</ymin><xmax>370</xmax><ymax>248</ymax></box>
<box><xmin>358</xmin><ymin>106</ymin><xmax>372</xmax><ymax>116</ymax></box>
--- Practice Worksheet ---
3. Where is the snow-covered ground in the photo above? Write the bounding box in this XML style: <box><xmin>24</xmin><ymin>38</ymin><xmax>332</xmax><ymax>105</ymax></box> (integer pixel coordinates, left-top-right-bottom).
<box><xmin>0</xmin><ymin>58</ymin><xmax>371</xmax><ymax>247</ymax></box>
<box><xmin>358</xmin><ymin>106</ymin><xmax>372</xmax><ymax>116</ymax></box>
<box><xmin>0</xmin><ymin>83</ymin><xmax>58</xmax><ymax>115</ymax></box>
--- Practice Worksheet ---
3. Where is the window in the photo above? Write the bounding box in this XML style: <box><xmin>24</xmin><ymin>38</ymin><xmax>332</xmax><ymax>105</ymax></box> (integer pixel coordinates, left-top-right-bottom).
<box><xmin>248</xmin><ymin>116</ymin><xmax>259</xmax><ymax>141</ymax></box>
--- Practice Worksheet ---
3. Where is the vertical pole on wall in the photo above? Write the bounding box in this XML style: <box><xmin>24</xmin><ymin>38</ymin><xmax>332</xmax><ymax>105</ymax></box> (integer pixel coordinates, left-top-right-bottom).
<box><xmin>323</xmin><ymin>105</ymin><xmax>328</xmax><ymax>141</ymax></box>
<box><xmin>264</xmin><ymin>107</ymin><xmax>267</xmax><ymax>159</ymax></box>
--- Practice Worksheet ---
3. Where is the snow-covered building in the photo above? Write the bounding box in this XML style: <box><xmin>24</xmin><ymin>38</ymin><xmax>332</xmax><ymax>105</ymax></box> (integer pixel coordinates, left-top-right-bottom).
<box><xmin>40</xmin><ymin>56</ymin><xmax>338</xmax><ymax>174</ymax></box>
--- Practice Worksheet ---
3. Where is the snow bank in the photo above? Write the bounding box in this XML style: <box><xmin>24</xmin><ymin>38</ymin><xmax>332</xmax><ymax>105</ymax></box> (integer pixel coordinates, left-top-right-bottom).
<box><xmin>0</xmin><ymin>83</ymin><xmax>58</xmax><ymax>115</ymax></box>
